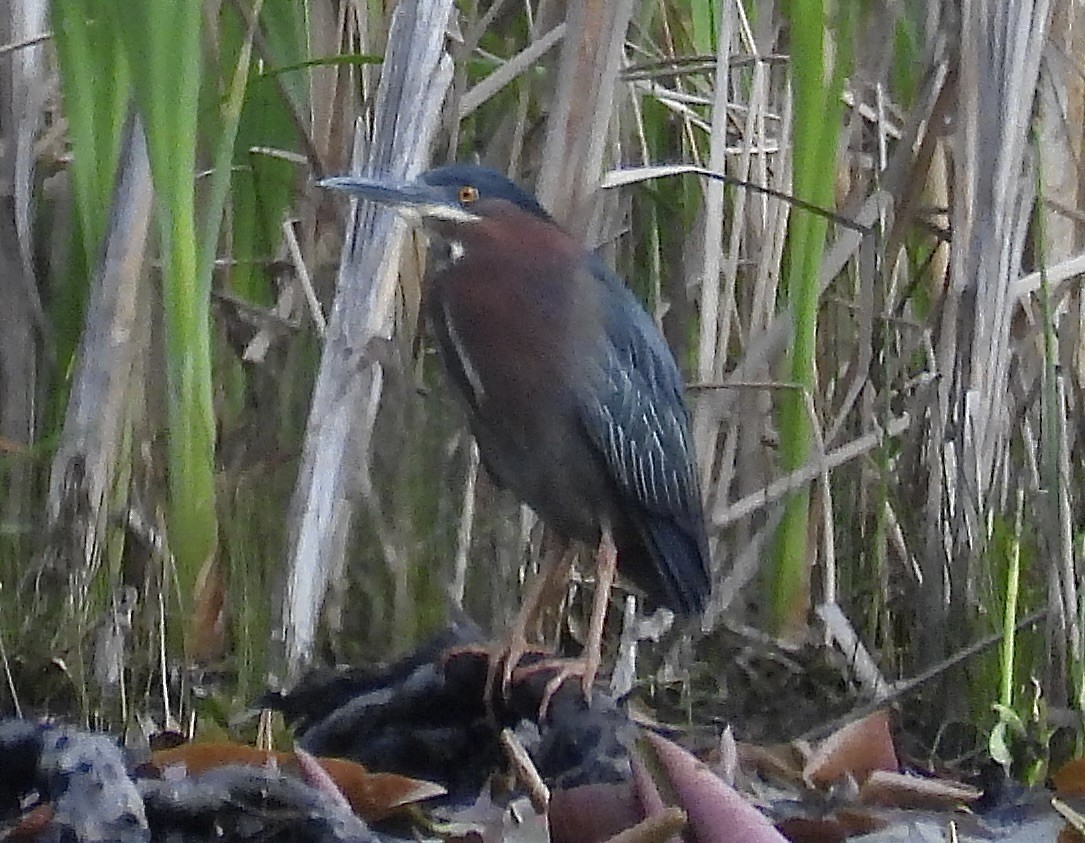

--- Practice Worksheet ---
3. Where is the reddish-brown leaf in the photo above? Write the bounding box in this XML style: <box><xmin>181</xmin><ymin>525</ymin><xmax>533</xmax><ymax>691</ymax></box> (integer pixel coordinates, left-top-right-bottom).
<box><xmin>549</xmin><ymin>782</ymin><xmax>644</xmax><ymax>843</ymax></box>
<box><xmin>803</xmin><ymin>711</ymin><xmax>898</xmax><ymax>788</ymax></box>
<box><xmin>188</xmin><ymin>558</ymin><xmax>227</xmax><ymax>663</ymax></box>
<box><xmin>1059</xmin><ymin>825</ymin><xmax>1085</xmax><ymax>843</ymax></box>
<box><xmin>1054</xmin><ymin>759</ymin><xmax>1085</xmax><ymax>796</ymax></box>
<box><xmin>736</xmin><ymin>742</ymin><xmax>806</xmax><ymax>788</ymax></box>
<box><xmin>858</xmin><ymin>769</ymin><xmax>981</xmax><ymax>810</ymax></box>
<box><xmin>832</xmin><ymin>808</ymin><xmax>891</xmax><ymax>836</ymax></box>
<box><xmin>775</xmin><ymin>816</ymin><xmax>849</xmax><ymax>843</ymax></box>
<box><xmin>149</xmin><ymin>741</ymin><xmax>444</xmax><ymax>821</ymax></box>
<box><xmin>5</xmin><ymin>804</ymin><xmax>55</xmax><ymax>840</ymax></box>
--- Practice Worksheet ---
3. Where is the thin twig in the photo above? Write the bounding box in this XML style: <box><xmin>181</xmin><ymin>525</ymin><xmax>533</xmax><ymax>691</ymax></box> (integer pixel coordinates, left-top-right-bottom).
<box><xmin>0</xmin><ymin>623</ymin><xmax>22</xmax><ymax>718</ymax></box>
<box><xmin>281</xmin><ymin>219</ymin><xmax>326</xmax><ymax>336</ymax></box>
<box><xmin>500</xmin><ymin>728</ymin><xmax>550</xmax><ymax>814</ymax></box>
<box><xmin>714</xmin><ymin>413</ymin><xmax>912</xmax><ymax>528</ymax></box>
<box><xmin>801</xmin><ymin>607</ymin><xmax>1050</xmax><ymax>741</ymax></box>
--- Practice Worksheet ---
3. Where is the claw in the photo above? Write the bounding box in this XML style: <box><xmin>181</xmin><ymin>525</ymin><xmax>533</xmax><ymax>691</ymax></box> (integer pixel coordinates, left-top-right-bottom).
<box><xmin>488</xmin><ymin>638</ymin><xmax>548</xmax><ymax>711</ymax></box>
<box><xmin>533</xmin><ymin>530</ymin><xmax>616</xmax><ymax>718</ymax></box>
<box><xmin>512</xmin><ymin>653</ymin><xmax>601</xmax><ymax>719</ymax></box>
<box><xmin>446</xmin><ymin>533</ymin><xmax>618</xmax><ymax>722</ymax></box>
<box><xmin>500</xmin><ymin>632</ymin><xmax>530</xmax><ymax>698</ymax></box>
<box><xmin>442</xmin><ymin>640</ymin><xmax>548</xmax><ymax>715</ymax></box>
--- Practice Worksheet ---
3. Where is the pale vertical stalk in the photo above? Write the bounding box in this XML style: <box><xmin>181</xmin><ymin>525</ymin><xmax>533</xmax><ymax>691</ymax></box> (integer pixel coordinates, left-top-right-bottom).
<box><xmin>280</xmin><ymin>0</ymin><xmax>456</xmax><ymax>680</ymax></box>
<box><xmin>536</xmin><ymin>0</ymin><xmax>636</xmax><ymax>226</ymax></box>
<box><xmin>718</xmin><ymin>54</ymin><xmax>766</xmax><ymax>357</ymax></box>
<box><xmin>451</xmin><ymin>441</ymin><xmax>480</xmax><ymax>609</ymax></box>
<box><xmin>930</xmin><ymin>0</ymin><xmax>1055</xmax><ymax>670</ymax></box>
<box><xmin>1</xmin><ymin>0</ymin><xmax>48</xmax><ymax>550</ymax></box>
<box><xmin>695</xmin><ymin>0</ymin><xmax>732</xmax><ymax>384</ymax></box>
<box><xmin>45</xmin><ymin>112</ymin><xmax>152</xmax><ymax>576</ymax></box>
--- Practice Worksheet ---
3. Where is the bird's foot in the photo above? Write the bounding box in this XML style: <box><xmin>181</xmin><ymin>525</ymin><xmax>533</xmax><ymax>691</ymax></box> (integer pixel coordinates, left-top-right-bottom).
<box><xmin>494</xmin><ymin>631</ymin><xmax>534</xmax><ymax>700</ymax></box>
<box><xmin>512</xmin><ymin>652</ymin><xmax>600</xmax><ymax>720</ymax></box>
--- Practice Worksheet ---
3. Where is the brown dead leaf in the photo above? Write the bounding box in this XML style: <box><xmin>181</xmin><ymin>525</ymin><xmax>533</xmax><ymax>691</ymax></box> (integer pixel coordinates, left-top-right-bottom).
<box><xmin>737</xmin><ymin>742</ymin><xmax>807</xmax><ymax>788</ymax></box>
<box><xmin>1055</xmin><ymin>759</ymin><xmax>1085</xmax><ymax>796</ymax></box>
<box><xmin>188</xmin><ymin>557</ymin><xmax>226</xmax><ymax>663</ymax></box>
<box><xmin>314</xmin><ymin>754</ymin><xmax>445</xmax><ymax>821</ymax></box>
<box><xmin>832</xmin><ymin>808</ymin><xmax>891</xmax><ymax>836</ymax></box>
<box><xmin>150</xmin><ymin>741</ymin><xmax>280</xmax><ymax>774</ymax></box>
<box><xmin>149</xmin><ymin>741</ymin><xmax>445</xmax><ymax>821</ymax></box>
<box><xmin>5</xmin><ymin>803</ymin><xmax>55</xmax><ymax>840</ymax></box>
<box><xmin>858</xmin><ymin>769</ymin><xmax>981</xmax><ymax>810</ymax></box>
<box><xmin>775</xmin><ymin>816</ymin><xmax>849</xmax><ymax>843</ymax></box>
<box><xmin>803</xmin><ymin>710</ymin><xmax>898</xmax><ymax>789</ymax></box>
<box><xmin>549</xmin><ymin>782</ymin><xmax>643</xmax><ymax>843</ymax></box>
<box><xmin>549</xmin><ymin>779</ymin><xmax>687</xmax><ymax>843</ymax></box>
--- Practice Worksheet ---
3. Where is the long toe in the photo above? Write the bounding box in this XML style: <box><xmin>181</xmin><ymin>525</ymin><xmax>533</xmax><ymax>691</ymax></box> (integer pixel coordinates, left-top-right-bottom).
<box><xmin>500</xmin><ymin>633</ymin><xmax>532</xmax><ymax>699</ymax></box>
<box><xmin>512</xmin><ymin>657</ymin><xmax>596</xmax><ymax>719</ymax></box>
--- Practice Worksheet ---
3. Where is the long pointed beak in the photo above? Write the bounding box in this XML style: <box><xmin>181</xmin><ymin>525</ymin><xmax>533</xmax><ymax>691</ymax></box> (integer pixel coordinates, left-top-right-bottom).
<box><xmin>319</xmin><ymin>175</ymin><xmax>432</xmax><ymax>213</ymax></box>
<box><xmin>318</xmin><ymin>174</ymin><xmax>480</xmax><ymax>223</ymax></box>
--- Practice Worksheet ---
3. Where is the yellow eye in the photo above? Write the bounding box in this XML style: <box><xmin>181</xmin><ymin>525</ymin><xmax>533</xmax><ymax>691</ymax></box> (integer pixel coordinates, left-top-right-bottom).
<box><xmin>458</xmin><ymin>185</ymin><xmax>479</xmax><ymax>204</ymax></box>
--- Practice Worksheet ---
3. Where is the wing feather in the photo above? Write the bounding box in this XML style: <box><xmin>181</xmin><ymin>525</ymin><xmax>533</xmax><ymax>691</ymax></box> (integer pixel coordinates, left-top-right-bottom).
<box><xmin>576</xmin><ymin>261</ymin><xmax>710</xmax><ymax>612</ymax></box>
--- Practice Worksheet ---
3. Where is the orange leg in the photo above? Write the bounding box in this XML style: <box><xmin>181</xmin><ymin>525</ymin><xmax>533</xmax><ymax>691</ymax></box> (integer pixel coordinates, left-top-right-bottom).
<box><xmin>490</xmin><ymin>544</ymin><xmax>575</xmax><ymax>699</ymax></box>
<box><xmin>516</xmin><ymin>528</ymin><xmax>618</xmax><ymax>716</ymax></box>
<box><xmin>444</xmin><ymin>543</ymin><xmax>576</xmax><ymax>712</ymax></box>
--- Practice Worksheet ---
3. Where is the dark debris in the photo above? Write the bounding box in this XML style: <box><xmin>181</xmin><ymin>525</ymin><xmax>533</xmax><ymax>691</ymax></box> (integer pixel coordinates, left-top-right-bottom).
<box><xmin>139</xmin><ymin>765</ymin><xmax>381</xmax><ymax>843</ymax></box>
<box><xmin>1</xmin><ymin>624</ymin><xmax>647</xmax><ymax>841</ymax></box>
<box><xmin>0</xmin><ymin>720</ymin><xmax>385</xmax><ymax>842</ymax></box>
<box><xmin>267</xmin><ymin>623</ymin><xmax>640</xmax><ymax>802</ymax></box>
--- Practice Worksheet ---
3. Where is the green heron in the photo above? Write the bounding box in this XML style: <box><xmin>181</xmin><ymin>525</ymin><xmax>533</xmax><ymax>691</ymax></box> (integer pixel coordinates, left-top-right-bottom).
<box><xmin>321</xmin><ymin>164</ymin><xmax>711</xmax><ymax>707</ymax></box>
